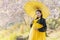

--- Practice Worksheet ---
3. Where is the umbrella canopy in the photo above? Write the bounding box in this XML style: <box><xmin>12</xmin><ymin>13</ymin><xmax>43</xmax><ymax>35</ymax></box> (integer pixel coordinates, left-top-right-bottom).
<box><xmin>24</xmin><ymin>1</ymin><xmax>50</xmax><ymax>19</ymax></box>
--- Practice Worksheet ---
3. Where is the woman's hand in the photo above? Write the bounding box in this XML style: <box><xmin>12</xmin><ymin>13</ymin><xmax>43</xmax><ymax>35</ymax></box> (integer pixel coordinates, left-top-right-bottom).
<box><xmin>34</xmin><ymin>28</ymin><xmax>38</xmax><ymax>30</ymax></box>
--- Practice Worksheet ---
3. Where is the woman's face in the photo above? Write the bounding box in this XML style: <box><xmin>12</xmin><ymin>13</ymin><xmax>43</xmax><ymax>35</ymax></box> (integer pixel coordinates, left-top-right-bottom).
<box><xmin>36</xmin><ymin>11</ymin><xmax>41</xmax><ymax>18</ymax></box>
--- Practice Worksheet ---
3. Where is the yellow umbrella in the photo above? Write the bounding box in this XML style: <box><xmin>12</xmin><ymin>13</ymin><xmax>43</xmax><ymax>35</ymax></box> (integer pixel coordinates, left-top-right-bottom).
<box><xmin>24</xmin><ymin>1</ymin><xmax>50</xmax><ymax>19</ymax></box>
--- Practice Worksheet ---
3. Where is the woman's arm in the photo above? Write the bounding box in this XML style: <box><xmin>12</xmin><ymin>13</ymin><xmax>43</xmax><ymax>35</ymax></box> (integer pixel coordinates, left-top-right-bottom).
<box><xmin>37</xmin><ymin>18</ymin><xmax>47</xmax><ymax>32</ymax></box>
<box><xmin>30</xmin><ymin>20</ymin><xmax>34</xmax><ymax>28</ymax></box>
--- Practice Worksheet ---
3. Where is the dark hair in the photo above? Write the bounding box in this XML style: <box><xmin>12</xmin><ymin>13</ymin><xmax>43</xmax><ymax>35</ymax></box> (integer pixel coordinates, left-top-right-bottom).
<box><xmin>36</xmin><ymin>10</ymin><xmax>43</xmax><ymax>19</ymax></box>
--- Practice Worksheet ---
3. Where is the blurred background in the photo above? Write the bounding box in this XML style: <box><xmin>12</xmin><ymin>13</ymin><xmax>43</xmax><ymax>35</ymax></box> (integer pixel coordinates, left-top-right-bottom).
<box><xmin>0</xmin><ymin>0</ymin><xmax>60</xmax><ymax>40</ymax></box>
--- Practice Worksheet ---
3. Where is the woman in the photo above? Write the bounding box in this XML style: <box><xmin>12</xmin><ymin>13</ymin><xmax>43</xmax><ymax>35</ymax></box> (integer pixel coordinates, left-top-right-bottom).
<box><xmin>28</xmin><ymin>10</ymin><xmax>47</xmax><ymax>40</ymax></box>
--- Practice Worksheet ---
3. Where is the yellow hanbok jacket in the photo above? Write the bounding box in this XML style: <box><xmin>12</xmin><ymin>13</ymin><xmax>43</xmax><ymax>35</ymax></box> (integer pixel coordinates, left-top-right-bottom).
<box><xmin>28</xmin><ymin>18</ymin><xmax>47</xmax><ymax>40</ymax></box>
